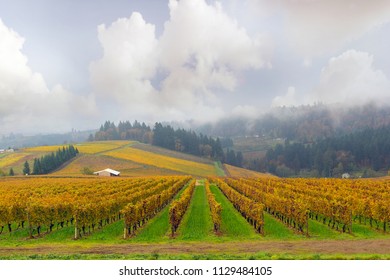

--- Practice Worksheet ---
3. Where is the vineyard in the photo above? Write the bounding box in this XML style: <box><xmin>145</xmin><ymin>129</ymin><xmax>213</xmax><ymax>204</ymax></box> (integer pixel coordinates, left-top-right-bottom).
<box><xmin>2</xmin><ymin>141</ymin><xmax>221</xmax><ymax>177</ymax></box>
<box><xmin>0</xmin><ymin>176</ymin><xmax>191</xmax><ymax>239</ymax></box>
<box><xmin>0</xmin><ymin>175</ymin><xmax>389</xmax><ymax>259</ymax></box>
<box><xmin>104</xmin><ymin>146</ymin><xmax>216</xmax><ymax>177</ymax></box>
<box><xmin>215</xmin><ymin>177</ymin><xmax>390</xmax><ymax>235</ymax></box>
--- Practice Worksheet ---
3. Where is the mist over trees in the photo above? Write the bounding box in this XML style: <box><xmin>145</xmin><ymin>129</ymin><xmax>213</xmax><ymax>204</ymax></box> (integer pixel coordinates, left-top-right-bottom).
<box><xmin>93</xmin><ymin>120</ymin><xmax>153</xmax><ymax>143</ymax></box>
<box><xmin>256</xmin><ymin>126</ymin><xmax>390</xmax><ymax>177</ymax></box>
<box><xmin>196</xmin><ymin>103</ymin><xmax>390</xmax><ymax>141</ymax></box>
<box><xmin>191</xmin><ymin>103</ymin><xmax>390</xmax><ymax>177</ymax></box>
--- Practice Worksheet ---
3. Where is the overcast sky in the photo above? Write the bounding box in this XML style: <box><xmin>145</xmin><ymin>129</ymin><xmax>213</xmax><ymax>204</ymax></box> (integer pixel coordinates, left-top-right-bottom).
<box><xmin>0</xmin><ymin>0</ymin><xmax>390</xmax><ymax>135</ymax></box>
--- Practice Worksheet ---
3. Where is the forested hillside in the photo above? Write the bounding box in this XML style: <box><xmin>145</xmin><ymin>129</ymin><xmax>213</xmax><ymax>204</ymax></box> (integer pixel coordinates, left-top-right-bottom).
<box><xmin>196</xmin><ymin>103</ymin><xmax>390</xmax><ymax>141</ymax></box>
<box><xmin>91</xmin><ymin>121</ymin><xmax>242</xmax><ymax>167</ymax></box>
<box><xmin>261</xmin><ymin>126</ymin><xmax>390</xmax><ymax>177</ymax></box>
<box><xmin>193</xmin><ymin>103</ymin><xmax>390</xmax><ymax>178</ymax></box>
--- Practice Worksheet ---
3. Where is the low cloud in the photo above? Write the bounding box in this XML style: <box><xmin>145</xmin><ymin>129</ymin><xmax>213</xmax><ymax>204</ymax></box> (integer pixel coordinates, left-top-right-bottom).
<box><xmin>231</xmin><ymin>105</ymin><xmax>260</xmax><ymax>119</ymax></box>
<box><xmin>311</xmin><ymin>49</ymin><xmax>390</xmax><ymax>105</ymax></box>
<box><xmin>271</xmin><ymin>86</ymin><xmax>299</xmax><ymax>107</ymax></box>
<box><xmin>272</xmin><ymin>50</ymin><xmax>390</xmax><ymax>108</ymax></box>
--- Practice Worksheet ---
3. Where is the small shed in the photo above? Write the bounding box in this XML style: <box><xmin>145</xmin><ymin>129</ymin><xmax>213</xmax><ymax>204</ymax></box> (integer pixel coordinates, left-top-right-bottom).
<box><xmin>342</xmin><ymin>173</ymin><xmax>351</xmax><ymax>179</ymax></box>
<box><xmin>93</xmin><ymin>168</ymin><xmax>120</xmax><ymax>177</ymax></box>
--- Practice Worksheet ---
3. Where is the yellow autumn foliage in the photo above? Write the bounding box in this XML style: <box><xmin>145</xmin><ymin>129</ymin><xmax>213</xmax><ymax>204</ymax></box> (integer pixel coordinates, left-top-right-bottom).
<box><xmin>23</xmin><ymin>141</ymin><xmax>133</xmax><ymax>154</ymax></box>
<box><xmin>104</xmin><ymin>147</ymin><xmax>217</xmax><ymax>177</ymax></box>
<box><xmin>0</xmin><ymin>153</ymin><xmax>29</xmax><ymax>168</ymax></box>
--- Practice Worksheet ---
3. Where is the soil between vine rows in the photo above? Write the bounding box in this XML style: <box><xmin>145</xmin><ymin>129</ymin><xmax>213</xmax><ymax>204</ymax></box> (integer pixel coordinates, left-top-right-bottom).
<box><xmin>1</xmin><ymin>239</ymin><xmax>390</xmax><ymax>257</ymax></box>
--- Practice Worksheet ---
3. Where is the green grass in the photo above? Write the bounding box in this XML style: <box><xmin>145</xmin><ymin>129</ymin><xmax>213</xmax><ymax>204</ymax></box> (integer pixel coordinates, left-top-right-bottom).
<box><xmin>306</xmin><ymin>218</ymin><xmax>386</xmax><ymax>240</ymax></box>
<box><xmin>178</xmin><ymin>183</ymin><xmax>214</xmax><ymax>240</ymax></box>
<box><xmin>210</xmin><ymin>184</ymin><xmax>261</xmax><ymax>240</ymax></box>
<box><xmin>83</xmin><ymin>220</ymin><xmax>124</xmax><ymax>243</ymax></box>
<box><xmin>351</xmin><ymin>222</ymin><xmax>387</xmax><ymax>238</ymax></box>
<box><xmin>132</xmin><ymin>206</ymin><xmax>171</xmax><ymax>242</ymax></box>
<box><xmin>263</xmin><ymin>212</ymin><xmax>301</xmax><ymax>240</ymax></box>
<box><xmin>1</xmin><ymin>201</ymin><xmax>388</xmax><ymax>246</ymax></box>
<box><xmin>131</xmin><ymin>180</ymin><xmax>193</xmax><ymax>242</ymax></box>
<box><xmin>214</xmin><ymin>161</ymin><xmax>226</xmax><ymax>176</ymax></box>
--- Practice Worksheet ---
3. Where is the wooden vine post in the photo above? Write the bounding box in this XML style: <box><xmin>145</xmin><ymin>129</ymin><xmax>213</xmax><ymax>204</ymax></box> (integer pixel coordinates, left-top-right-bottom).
<box><xmin>74</xmin><ymin>218</ymin><xmax>79</xmax><ymax>240</ymax></box>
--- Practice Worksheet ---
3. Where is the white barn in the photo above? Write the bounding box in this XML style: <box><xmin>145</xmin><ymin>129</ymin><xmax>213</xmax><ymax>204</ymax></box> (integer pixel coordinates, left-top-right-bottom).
<box><xmin>93</xmin><ymin>168</ymin><xmax>120</xmax><ymax>177</ymax></box>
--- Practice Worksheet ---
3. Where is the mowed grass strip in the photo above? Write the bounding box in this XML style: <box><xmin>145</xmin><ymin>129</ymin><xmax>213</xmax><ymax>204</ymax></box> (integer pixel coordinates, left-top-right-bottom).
<box><xmin>214</xmin><ymin>162</ymin><xmax>226</xmax><ymax>177</ymax></box>
<box><xmin>263</xmin><ymin>212</ymin><xmax>300</xmax><ymax>240</ymax></box>
<box><xmin>133</xmin><ymin>181</ymin><xmax>192</xmax><ymax>242</ymax></box>
<box><xmin>177</xmin><ymin>184</ymin><xmax>214</xmax><ymax>240</ymax></box>
<box><xmin>210</xmin><ymin>184</ymin><xmax>260</xmax><ymax>240</ymax></box>
<box><xmin>104</xmin><ymin>147</ymin><xmax>216</xmax><ymax>177</ymax></box>
<box><xmin>0</xmin><ymin>222</ymin><xmax>76</xmax><ymax>245</ymax></box>
<box><xmin>307</xmin><ymin>218</ymin><xmax>386</xmax><ymax>240</ymax></box>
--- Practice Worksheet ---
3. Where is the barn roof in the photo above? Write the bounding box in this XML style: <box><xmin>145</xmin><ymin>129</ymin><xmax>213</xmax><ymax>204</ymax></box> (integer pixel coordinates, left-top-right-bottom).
<box><xmin>93</xmin><ymin>168</ymin><xmax>121</xmax><ymax>176</ymax></box>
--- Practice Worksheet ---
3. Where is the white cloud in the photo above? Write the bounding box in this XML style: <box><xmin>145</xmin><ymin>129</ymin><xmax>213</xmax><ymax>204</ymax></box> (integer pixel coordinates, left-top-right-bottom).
<box><xmin>231</xmin><ymin>105</ymin><xmax>260</xmax><ymax>118</ymax></box>
<box><xmin>0</xmin><ymin>18</ymin><xmax>97</xmax><ymax>134</ymax></box>
<box><xmin>272</xmin><ymin>86</ymin><xmax>299</xmax><ymax>107</ymax></box>
<box><xmin>311</xmin><ymin>49</ymin><xmax>390</xmax><ymax>105</ymax></box>
<box><xmin>247</xmin><ymin>0</ymin><xmax>390</xmax><ymax>57</ymax></box>
<box><xmin>90</xmin><ymin>12</ymin><xmax>158</xmax><ymax>102</ymax></box>
<box><xmin>89</xmin><ymin>0</ymin><xmax>272</xmax><ymax>123</ymax></box>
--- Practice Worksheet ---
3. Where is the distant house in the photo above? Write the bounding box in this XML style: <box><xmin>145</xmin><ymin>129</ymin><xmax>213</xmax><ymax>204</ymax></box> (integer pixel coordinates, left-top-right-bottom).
<box><xmin>342</xmin><ymin>173</ymin><xmax>351</xmax><ymax>179</ymax></box>
<box><xmin>0</xmin><ymin>148</ymin><xmax>14</xmax><ymax>153</ymax></box>
<box><xmin>93</xmin><ymin>168</ymin><xmax>120</xmax><ymax>177</ymax></box>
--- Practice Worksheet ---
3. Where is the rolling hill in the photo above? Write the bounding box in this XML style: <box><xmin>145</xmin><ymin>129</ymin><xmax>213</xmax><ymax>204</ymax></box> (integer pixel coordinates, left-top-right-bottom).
<box><xmin>1</xmin><ymin>140</ymin><xmax>272</xmax><ymax>178</ymax></box>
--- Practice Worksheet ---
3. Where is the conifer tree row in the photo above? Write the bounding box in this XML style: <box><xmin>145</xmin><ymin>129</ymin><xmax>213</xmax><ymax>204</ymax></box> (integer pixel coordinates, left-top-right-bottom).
<box><xmin>32</xmin><ymin>145</ymin><xmax>79</xmax><ymax>175</ymax></box>
<box><xmin>92</xmin><ymin>120</ymin><xmax>243</xmax><ymax>166</ymax></box>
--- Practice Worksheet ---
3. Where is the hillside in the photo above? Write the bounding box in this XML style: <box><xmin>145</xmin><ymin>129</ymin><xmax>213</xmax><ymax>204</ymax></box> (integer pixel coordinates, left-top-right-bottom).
<box><xmin>0</xmin><ymin>141</ymin><xmax>225</xmax><ymax>178</ymax></box>
<box><xmin>224</xmin><ymin>164</ymin><xmax>276</xmax><ymax>178</ymax></box>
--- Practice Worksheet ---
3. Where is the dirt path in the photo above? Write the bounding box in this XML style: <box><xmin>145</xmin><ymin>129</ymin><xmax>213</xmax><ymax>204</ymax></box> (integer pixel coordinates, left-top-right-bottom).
<box><xmin>1</xmin><ymin>239</ymin><xmax>390</xmax><ymax>257</ymax></box>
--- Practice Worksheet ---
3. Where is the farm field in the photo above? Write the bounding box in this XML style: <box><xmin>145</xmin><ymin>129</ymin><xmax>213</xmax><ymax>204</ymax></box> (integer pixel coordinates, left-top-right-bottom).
<box><xmin>0</xmin><ymin>175</ymin><xmax>389</xmax><ymax>260</ymax></box>
<box><xmin>224</xmin><ymin>164</ymin><xmax>275</xmax><ymax>178</ymax></box>
<box><xmin>0</xmin><ymin>141</ymin><xmax>223</xmax><ymax>177</ymax></box>
<box><xmin>104</xmin><ymin>147</ymin><xmax>217</xmax><ymax>177</ymax></box>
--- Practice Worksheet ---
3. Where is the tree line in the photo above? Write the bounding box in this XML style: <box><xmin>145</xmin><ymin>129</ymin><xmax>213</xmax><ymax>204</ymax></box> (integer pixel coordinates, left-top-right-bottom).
<box><xmin>23</xmin><ymin>145</ymin><xmax>79</xmax><ymax>175</ymax></box>
<box><xmin>261</xmin><ymin>126</ymin><xmax>390</xmax><ymax>177</ymax></box>
<box><xmin>91</xmin><ymin>120</ymin><xmax>152</xmax><ymax>143</ymax></box>
<box><xmin>91</xmin><ymin>121</ymin><xmax>243</xmax><ymax>167</ymax></box>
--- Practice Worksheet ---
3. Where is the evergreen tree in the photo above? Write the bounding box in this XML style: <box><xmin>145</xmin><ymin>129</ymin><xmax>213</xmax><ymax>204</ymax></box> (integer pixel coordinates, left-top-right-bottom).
<box><xmin>33</xmin><ymin>158</ymin><xmax>42</xmax><ymax>175</ymax></box>
<box><xmin>31</xmin><ymin>145</ymin><xmax>79</xmax><ymax>175</ymax></box>
<box><xmin>23</xmin><ymin>161</ymin><xmax>30</xmax><ymax>175</ymax></box>
<box><xmin>9</xmin><ymin>168</ymin><xmax>14</xmax><ymax>176</ymax></box>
